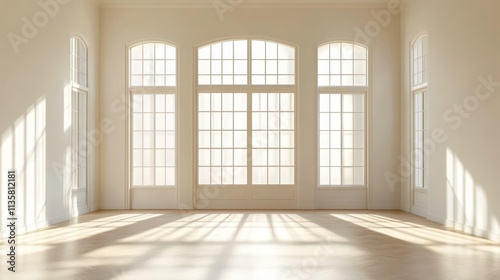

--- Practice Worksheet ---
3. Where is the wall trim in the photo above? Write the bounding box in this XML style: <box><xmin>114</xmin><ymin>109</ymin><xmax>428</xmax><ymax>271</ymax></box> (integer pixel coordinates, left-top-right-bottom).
<box><xmin>99</xmin><ymin>3</ymin><xmax>387</xmax><ymax>9</ymax></box>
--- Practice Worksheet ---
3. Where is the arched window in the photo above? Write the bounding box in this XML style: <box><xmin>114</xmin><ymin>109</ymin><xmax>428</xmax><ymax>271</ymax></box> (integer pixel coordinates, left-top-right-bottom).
<box><xmin>412</xmin><ymin>36</ymin><xmax>428</xmax><ymax>87</ymax></box>
<box><xmin>318</xmin><ymin>42</ymin><xmax>368</xmax><ymax>188</ymax></box>
<box><xmin>318</xmin><ymin>42</ymin><xmax>367</xmax><ymax>87</ymax></box>
<box><xmin>70</xmin><ymin>36</ymin><xmax>89</xmax><ymax>212</ymax></box>
<box><xmin>196</xmin><ymin>39</ymin><xmax>296</xmax><ymax>190</ymax></box>
<box><xmin>129</xmin><ymin>42</ymin><xmax>177</xmax><ymax>189</ymax></box>
<box><xmin>411</xmin><ymin>35</ymin><xmax>429</xmax><ymax>190</ymax></box>
<box><xmin>70</xmin><ymin>36</ymin><xmax>88</xmax><ymax>87</ymax></box>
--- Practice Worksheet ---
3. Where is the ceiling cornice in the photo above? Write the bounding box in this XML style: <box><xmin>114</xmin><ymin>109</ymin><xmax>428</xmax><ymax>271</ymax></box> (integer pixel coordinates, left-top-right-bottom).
<box><xmin>97</xmin><ymin>0</ymin><xmax>389</xmax><ymax>9</ymax></box>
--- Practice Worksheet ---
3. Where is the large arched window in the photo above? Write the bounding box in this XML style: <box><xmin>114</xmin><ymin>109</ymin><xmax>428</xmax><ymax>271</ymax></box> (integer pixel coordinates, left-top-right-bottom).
<box><xmin>318</xmin><ymin>42</ymin><xmax>368</xmax><ymax>188</ymax></box>
<box><xmin>196</xmin><ymin>39</ymin><xmax>296</xmax><ymax>190</ymax></box>
<box><xmin>129</xmin><ymin>42</ymin><xmax>177</xmax><ymax>190</ymax></box>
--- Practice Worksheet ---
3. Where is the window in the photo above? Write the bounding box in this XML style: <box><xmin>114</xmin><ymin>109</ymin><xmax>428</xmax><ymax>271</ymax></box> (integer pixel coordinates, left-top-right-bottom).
<box><xmin>70</xmin><ymin>37</ymin><xmax>88</xmax><ymax>87</ymax></box>
<box><xmin>318</xmin><ymin>42</ymin><xmax>367</xmax><ymax>87</ymax></box>
<box><xmin>318</xmin><ymin>42</ymin><xmax>368</xmax><ymax>187</ymax></box>
<box><xmin>197</xmin><ymin>39</ymin><xmax>296</xmax><ymax>186</ymax></box>
<box><xmin>411</xmin><ymin>35</ymin><xmax>429</xmax><ymax>189</ymax></box>
<box><xmin>70</xmin><ymin>37</ymin><xmax>88</xmax><ymax>192</ymax></box>
<box><xmin>412</xmin><ymin>36</ymin><xmax>428</xmax><ymax>87</ymax></box>
<box><xmin>129</xmin><ymin>42</ymin><xmax>176</xmax><ymax>187</ymax></box>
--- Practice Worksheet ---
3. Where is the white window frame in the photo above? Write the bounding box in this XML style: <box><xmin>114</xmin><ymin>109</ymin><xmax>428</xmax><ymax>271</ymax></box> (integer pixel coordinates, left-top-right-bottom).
<box><xmin>127</xmin><ymin>41</ymin><xmax>178</xmax><ymax>190</ymax></box>
<box><xmin>195</xmin><ymin>38</ymin><xmax>298</xmax><ymax>188</ymax></box>
<box><xmin>70</xmin><ymin>36</ymin><xmax>89</xmax><ymax>193</ymax></box>
<box><xmin>411</xmin><ymin>35</ymin><xmax>429</xmax><ymax>190</ymax></box>
<box><xmin>318</xmin><ymin>41</ymin><xmax>369</xmax><ymax>189</ymax></box>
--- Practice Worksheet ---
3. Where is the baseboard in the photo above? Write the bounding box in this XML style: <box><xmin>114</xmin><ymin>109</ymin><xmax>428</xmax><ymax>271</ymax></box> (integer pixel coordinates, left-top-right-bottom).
<box><xmin>410</xmin><ymin>206</ymin><xmax>427</xmax><ymax>218</ymax></box>
<box><xmin>445</xmin><ymin>219</ymin><xmax>500</xmax><ymax>242</ymax></box>
<box><xmin>0</xmin><ymin>213</ymin><xmax>70</xmax><ymax>238</ymax></box>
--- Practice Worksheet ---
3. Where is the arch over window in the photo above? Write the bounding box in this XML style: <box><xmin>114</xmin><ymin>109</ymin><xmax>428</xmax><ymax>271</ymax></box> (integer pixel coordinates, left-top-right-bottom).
<box><xmin>197</xmin><ymin>39</ymin><xmax>295</xmax><ymax>86</ymax></box>
<box><xmin>412</xmin><ymin>35</ymin><xmax>428</xmax><ymax>87</ymax></box>
<box><xmin>70</xmin><ymin>36</ymin><xmax>88</xmax><ymax>87</ymax></box>
<box><xmin>318</xmin><ymin>42</ymin><xmax>368</xmax><ymax>87</ymax></box>
<box><xmin>130</xmin><ymin>42</ymin><xmax>176</xmax><ymax>87</ymax></box>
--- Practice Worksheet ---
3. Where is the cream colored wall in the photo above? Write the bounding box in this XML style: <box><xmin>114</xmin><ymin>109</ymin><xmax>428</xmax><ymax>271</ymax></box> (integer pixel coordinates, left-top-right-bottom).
<box><xmin>401</xmin><ymin>0</ymin><xmax>500</xmax><ymax>241</ymax></box>
<box><xmin>0</xmin><ymin>0</ymin><xmax>100</xmax><ymax>237</ymax></box>
<box><xmin>99</xmin><ymin>5</ymin><xmax>401</xmax><ymax>209</ymax></box>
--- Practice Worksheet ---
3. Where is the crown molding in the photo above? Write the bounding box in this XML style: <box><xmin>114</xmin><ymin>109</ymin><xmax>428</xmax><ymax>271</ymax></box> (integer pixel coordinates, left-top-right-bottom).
<box><xmin>98</xmin><ymin>1</ymin><xmax>389</xmax><ymax>9</ymax></box>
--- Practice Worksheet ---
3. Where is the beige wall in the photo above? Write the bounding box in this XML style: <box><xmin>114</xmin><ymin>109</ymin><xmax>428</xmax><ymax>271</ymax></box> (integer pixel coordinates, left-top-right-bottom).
<box><xmin>401</xmin><ymin>0</ymin><xmax>500</xmax><ymax>241</ymax></box>
<box><xmin>99</xmin><ymin>5</ymin><xmax>401</xmax><ymax>209</ymax></box>
<box><xmin>0</xmin><ymin>0</ymin><xmax>100</xmax><ymax>236</ymax></box>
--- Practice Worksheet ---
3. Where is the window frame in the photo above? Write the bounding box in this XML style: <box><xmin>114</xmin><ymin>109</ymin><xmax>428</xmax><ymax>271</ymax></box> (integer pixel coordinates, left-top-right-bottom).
<box><xmin>127</xmin><ymin>41</ymin><xmax>179</xmax><ymax>190</ymax></box>
<box><xmin>410</xmin><ymin>34</ymin><xmax>429</xmax><ymax>190</ymax></box>
<box><xmin>195</xmin><ymin>38</ymin><xmax>298</xmax><ymax>188</ymax></box>
<box><xmin>317</xmin><ymin>41</ymin><xmax>370</xmax><ymax>189</ymax></box>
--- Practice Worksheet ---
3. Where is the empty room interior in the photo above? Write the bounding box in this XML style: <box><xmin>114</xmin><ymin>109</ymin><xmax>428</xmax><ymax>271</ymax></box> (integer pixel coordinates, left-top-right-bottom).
<box><xmin>1</xmin><ymin>0</ymin><xmax>500</xmax><ymax>279</ymax></box>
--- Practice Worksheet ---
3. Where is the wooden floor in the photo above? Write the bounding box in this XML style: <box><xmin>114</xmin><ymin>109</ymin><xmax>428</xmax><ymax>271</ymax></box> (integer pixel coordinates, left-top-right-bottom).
<box><xmin>2</xmin><ymin>210</ymin><xmax>500</xmax><ymax>280</ymax></box>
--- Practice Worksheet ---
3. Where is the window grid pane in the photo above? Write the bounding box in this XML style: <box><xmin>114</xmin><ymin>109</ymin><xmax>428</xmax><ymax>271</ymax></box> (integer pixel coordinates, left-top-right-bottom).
<box><xmin>252</xmin><ymin>93</ymin><xmax>295</xmax><ymax>185</ymax></box>
<box><xmin>131</xmin><ymin>93</ymin><xmax>176</xmax><ymax>187</ymax></box>
<box><xmin>130</xmin><ymin>43</ymin><xmax>176</xmax><ymax>87</ymax></box>
<box><xmin>318</xmin><ymin>42</ymin><xmax>367</xmax><ymax>87</ymax></box>
<box><xmin>198</xmin><ymin>40</ymin><xmax>248</xmax><ymax>86</ymax></box>
<box><xmin>319</xmin><ymin>93</ymin><xmax>365</xmax><ymax>186</ymax></box>
<box><xmin>251</xmin><ymin>41</ymin><xmax>295</xmax><ymax>85</ymax></box>
<box><xmin>198</xmin><ymin>93</ymin><xmax>248</xmax><ymax>185</ymax></box>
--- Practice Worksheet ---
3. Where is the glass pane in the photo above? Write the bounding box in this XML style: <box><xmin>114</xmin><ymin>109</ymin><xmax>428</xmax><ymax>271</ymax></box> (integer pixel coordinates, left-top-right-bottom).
<box><xmin>222</xmin><ymin>149</ymin><xmax>233</xmax><ymax>166</ymax></box>
<box><xmin>281</xmin><ymin>149</ymin><xmax>294</xmax><ymax>166</ymax></box>
<box><xmin>165</xmin><ymin>168</ymin><xmax>175</xmax><ymax>185</ymax></box>
<box><xmin>278</xmin><ymin>44</ymin><xmax>294</xmax><ymax>60</ymax></box>
<box><xmin>199</xmin><ymin>167</ymin><xmax>210</xmax><ymax>184</ymax></box>
<box><xmin>234</xmin><ymin>113</ymin><xmax>247</xmax><ymax>130</ymax></box>
<box><xmin>253</xmin><ymin>167</ymin><xmax>267</xmax><ymax>184</ymax></box>
<box><xmin>143</xmin><ymin>168</ymin><xmax>153</xmax><ymax>185</ymax></box>
<box><xmin>320</xmin><ymin>149</ymin><xmax>330</xmax><ymax>166</ymax></box>
<box><xmin>342</xmin><ymin>167</ymin><xmax>354</xmax><ymax>185</ymax></box>
<box><xmin>269</xmin><ymin>167</ymin><xmax>279</xmax><ymax>184</ymax></box>
<box><xmin>252</xmin><ymin>40</ymin><xmax>266</xmax><ymax>59</ymax></box>
<box><xmin>252</xmin><ymin>149</ymin><xmax>267</xmax><ymax>166</ymax></box>
<box><xmin>318</xmin><ymin>45</ymin><xmax>330</xmax><ymax>60</ymax></box>
<box><xmin>353</xmin><ymin>44</ymin><xmax>366</xmax><ymax>59</ymax></box>
<box><xmin>280</xmin><ymin>167</ymin><xmax>294</xmax><ymax>184</ymax></box>
<box><xmin>320</xmin><ymin>167</ymin><xmax>330</xmax><ymax>185</ymax></box>
<box><xmin>341</xmin><ymin>43</ymin><xmax>353</xmax><ymax>59</ymax></box>
<box><xmin>331</xmin><ymin>167</ymin><xmax>341</xmax><ymax>185</ymax></box>
<box><xmin>331</xmin><ymin>149</ymin><xmax>341</xmax><ymax>166</ymax></box>
<box><xmin>199</xmin><ymin>149</ymin><xmax>210</xmax><ymax>166</ymax></box>
<box><xmin>266</xmin><ymin>42</ymin><xmax>278</xmax><ymax>59</ymax></box>
<box><xmin>280</xmin><ymin>93</ymin><xmax>294</xmax><ymax>111</ymax></box>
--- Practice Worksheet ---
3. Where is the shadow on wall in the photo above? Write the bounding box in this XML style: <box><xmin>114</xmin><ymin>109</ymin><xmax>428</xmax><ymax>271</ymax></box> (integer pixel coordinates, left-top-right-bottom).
<box><xmin>446</xmin><ymin>147</ymin><xmax>500</xmax><ymax>241</ymax></box>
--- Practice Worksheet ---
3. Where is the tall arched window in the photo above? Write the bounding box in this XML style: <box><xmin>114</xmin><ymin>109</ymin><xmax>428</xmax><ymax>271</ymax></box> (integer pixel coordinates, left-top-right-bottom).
<box><xmin>318</xmin><ymin>42</ymin><xmax>368</xmax><ymax>188</ymax></box>
<box><xmin>129</xmin><ymin>42</ymin><xmax>177</xmax><ymax>190</ymax></box>
<box><xmin>70</xmin><ymin>36</ymin><xmax>89</xmax><ymax>213</ymax></box>
<box><xmin>411</xmin><ymin>35</ymin><xmax>429</xmax><ymax>190</ymax></box>
<box><xmin>196</xmin><ymin>39</ymin><xmax>296</xmax><ymax>192</ymax></box>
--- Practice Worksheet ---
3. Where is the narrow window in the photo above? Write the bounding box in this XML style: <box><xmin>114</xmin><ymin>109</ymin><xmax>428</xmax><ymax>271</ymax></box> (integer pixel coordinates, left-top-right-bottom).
<box><xmin>318</xmin><ymin>42</ymin><xmax>368</xmax><ymax>187</ymax></box>
<box><xmin>129</xmin><ymin>42</ymin><xmax>177</xmax><ymax>187</ymax></box>
<box><xmin>70</xmin><ymin>37</ymin><xmax>88</xmax><ymax>192</ymax></box>
<box><xmin>411</xmin><ymin>35</ymin><xmax>428</xmax><ymax>189</ymax></box>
